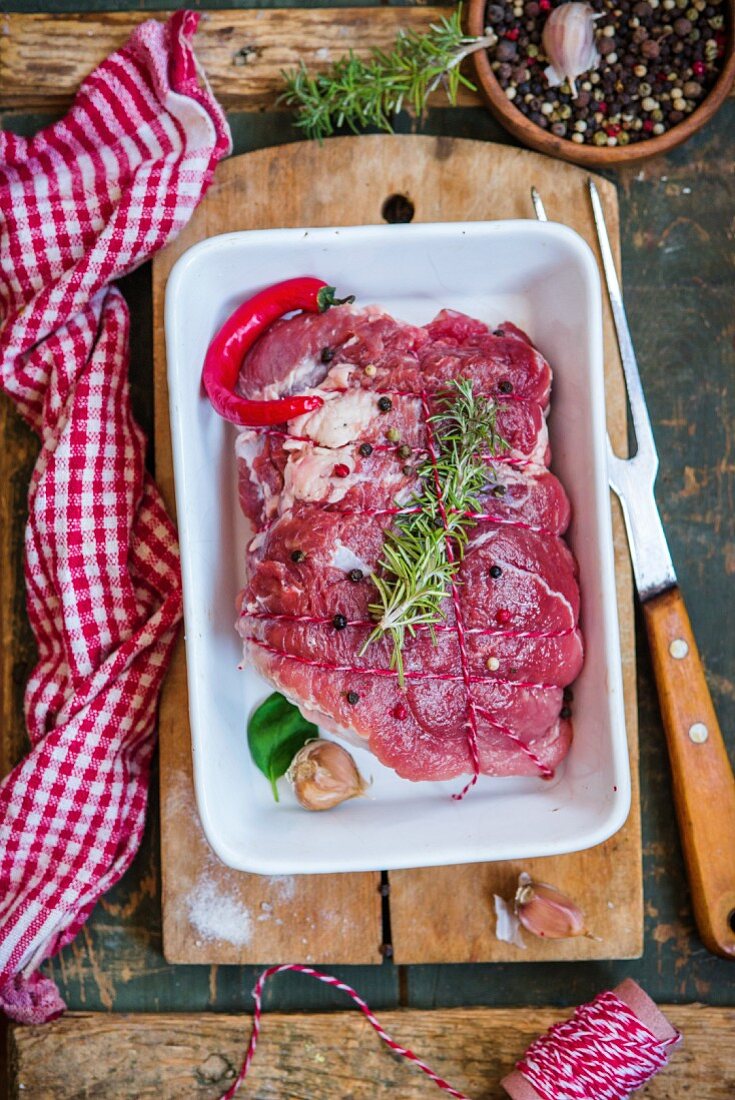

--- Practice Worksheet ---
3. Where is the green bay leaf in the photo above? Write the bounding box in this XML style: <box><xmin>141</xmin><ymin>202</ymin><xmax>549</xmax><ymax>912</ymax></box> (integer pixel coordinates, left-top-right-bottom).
<box><xmin>247</xmin><ymin>692</ymin><xmax>318</xmax><ymax>801</ymax></box>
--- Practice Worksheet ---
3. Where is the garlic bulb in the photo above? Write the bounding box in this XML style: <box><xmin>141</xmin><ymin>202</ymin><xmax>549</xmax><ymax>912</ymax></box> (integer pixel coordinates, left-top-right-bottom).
<box><xmin>542</xmin><ymin>2</ymin><xmax>601</xmax><ymax>99</ymax></box>
<box><xmin>287</xmin><ymin>739</ymin><xmax>367</xmax><ymax>811</ymax></box>
<box><xmin>515</xmin><ymin>872</ymin><xmax>589</xmax><ymax>939</ymax></box>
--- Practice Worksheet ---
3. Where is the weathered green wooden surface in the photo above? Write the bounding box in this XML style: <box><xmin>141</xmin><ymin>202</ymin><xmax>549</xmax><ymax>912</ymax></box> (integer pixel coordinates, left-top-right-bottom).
<box><xmin>1</xmin><ymin>1</ymin><xmax>734</xmax><ymax>1022</ymax></box>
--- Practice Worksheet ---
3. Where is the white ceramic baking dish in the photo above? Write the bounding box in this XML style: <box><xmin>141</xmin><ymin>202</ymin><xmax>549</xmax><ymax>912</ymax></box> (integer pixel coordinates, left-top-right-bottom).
<box><xmin>165</xmin><ymin>221</ymin><xmax>630</xmax><ymax>874</ymax></box>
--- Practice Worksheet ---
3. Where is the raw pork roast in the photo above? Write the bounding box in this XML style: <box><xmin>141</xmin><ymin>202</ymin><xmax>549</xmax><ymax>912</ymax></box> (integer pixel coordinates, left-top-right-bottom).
<box><xmin>235</xmin><ymin>303</ymin><xmax>583</xmax><ymax>782</ymax></box>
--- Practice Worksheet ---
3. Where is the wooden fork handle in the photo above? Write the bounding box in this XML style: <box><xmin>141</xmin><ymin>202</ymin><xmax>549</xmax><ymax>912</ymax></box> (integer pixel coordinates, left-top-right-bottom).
<box><xmin>643</xmin><ymin>586</ymin><xmax>735</xmax><ymax>958</ymax></box>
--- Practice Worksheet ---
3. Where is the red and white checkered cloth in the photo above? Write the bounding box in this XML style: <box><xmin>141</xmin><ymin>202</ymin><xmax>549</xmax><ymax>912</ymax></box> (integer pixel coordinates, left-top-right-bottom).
<box><xmin>0</xmin><ymin>10</ymin><xmax>230</xmax><ymax>1023</ymax></box>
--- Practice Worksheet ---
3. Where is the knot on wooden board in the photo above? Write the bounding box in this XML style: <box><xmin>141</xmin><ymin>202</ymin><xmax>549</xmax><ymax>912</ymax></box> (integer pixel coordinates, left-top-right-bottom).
<box><xmin>195</xmin><ymin>1052</ymin><xmax>237</xmax><ymax>1088</ymax></box>
<box><xmin>232</xmin><ymin>44</ymin><xmax>261</xmax><ymax>66</ymax></box>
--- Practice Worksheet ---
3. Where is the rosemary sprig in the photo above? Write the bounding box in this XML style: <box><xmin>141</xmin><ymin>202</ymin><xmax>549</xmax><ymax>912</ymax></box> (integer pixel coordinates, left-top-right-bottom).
<box><xmin>361</xmin><ymin>379</ymin><xmax>508</xmax><ymax>684</ymax></box>
<box><xmin>279</xmin><ymin>8</ymin><xmax>495</xmax><ymax>142</ymax></box>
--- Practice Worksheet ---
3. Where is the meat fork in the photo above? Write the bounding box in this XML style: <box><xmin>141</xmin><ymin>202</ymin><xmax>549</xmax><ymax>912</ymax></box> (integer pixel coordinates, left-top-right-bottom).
<box><xmin>532</xmin><ymin>182</ymin><xmax>735</xmax><ymax>958</ymax></box>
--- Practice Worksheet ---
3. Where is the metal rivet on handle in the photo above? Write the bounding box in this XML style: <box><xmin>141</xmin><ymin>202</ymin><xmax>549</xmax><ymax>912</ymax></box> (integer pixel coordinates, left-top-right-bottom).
<box><xmin>669</xmin><ymin>638</ymin><xmax>689</xmax><ymax>659</ymax></box>
<box><xmin>689</xmin><ymin>723</ymin><xmax>709</xmax><ymax>744</ymax></box>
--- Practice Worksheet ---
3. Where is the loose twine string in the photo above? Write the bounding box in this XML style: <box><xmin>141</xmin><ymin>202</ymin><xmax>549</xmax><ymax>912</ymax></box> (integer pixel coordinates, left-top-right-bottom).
<box><xmin>255</xmin><ymin>503</ymin><xmax>561</xmax><ymax>541</ymax></box>
<box><xmin>218</xmin><ymin>966</ymin><xmax>680</xmax><ymax>1100</ymax></box>
<box><xmin>219</xmin><ymin>964</ymin><xmax>470</xmax><ymax>1100</ymax></box>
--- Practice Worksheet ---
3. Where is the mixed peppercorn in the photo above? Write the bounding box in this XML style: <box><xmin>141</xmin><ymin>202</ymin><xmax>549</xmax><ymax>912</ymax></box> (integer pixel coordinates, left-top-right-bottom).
<box><xmin>484</xmin><ymin>0</ymin><xmax>728</xmax><ymax>146</ymax></box>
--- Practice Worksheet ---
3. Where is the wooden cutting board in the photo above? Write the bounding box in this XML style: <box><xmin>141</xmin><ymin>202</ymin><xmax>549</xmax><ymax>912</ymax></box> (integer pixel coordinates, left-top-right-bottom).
<box><xmin>152</xmin><ymin>135</ymin><xmax>641</xmax><ymax>965</ymax></box>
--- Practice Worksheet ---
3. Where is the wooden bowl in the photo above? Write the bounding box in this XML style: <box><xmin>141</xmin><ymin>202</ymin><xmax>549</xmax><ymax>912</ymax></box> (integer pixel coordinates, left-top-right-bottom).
<box><xmin>467</xmin><ymin>0</ymin><xmax>735</xmax><ymax>166</ymax></box>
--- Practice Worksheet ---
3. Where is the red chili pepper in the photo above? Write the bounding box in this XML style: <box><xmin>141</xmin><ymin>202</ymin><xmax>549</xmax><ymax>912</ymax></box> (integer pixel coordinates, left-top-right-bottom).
<box><xmin>202</xmin><ymin>277</ymin><xmax>354</xmax><ymax>427</ymax></box>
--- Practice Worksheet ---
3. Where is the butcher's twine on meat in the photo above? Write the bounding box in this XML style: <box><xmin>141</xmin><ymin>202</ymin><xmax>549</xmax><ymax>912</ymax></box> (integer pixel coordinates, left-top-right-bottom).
<box><xmin>0</xmin><ymin>10</ymin><xmax>231</xmax><ymax>1023</ymax></box>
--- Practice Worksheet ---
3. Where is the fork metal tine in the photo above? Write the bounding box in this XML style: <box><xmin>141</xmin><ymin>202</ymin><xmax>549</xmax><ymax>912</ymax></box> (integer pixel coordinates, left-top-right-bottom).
<box><xmin>588</xmin><ymin>179</ymin><xmax>658</xmax><ymax>469</ymax></box>
<box><xmin>530</xmin><ymin>187</ymin><xmax>548</xmax><ymax>222</ymax></box>
<box><xmin>587</xmin><ymin>178</ymin><xmax>677</xmax><ymax>599</ymax></box>
<box><xmin>532</xmin><ymin>182</ymin><xmax>676</xmax><ymax>600</ymax></box>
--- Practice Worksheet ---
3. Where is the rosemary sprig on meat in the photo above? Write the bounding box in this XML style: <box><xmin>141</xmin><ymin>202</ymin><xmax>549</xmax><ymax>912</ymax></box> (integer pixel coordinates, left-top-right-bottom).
<box><xmin>361</xmin><ymin>379</ymin><xmax>508</xmax><ymax>684</ymax></box>
<box><xmin>279</xmin><ymin>9</ymin><xmax>495</xmax><ymax>142</ymax></box>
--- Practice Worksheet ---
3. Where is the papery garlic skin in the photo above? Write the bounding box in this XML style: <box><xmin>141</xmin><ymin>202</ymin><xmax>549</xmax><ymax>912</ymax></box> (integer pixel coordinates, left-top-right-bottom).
<box><xmin>514</xmin><ymin>871</ymin><xmax>589</xmax><ymax>939</ymax></box>
<box><xmin>494</xmin><ymin>894</ymin><xmax>527</xmax><ymax>949</ymax></box>
<box><xmin>287</xmin><ymin>739</ymin><xmax>367</xmax><ymax>811</ymax></box>
<box><xmin>542</xmin><ymin>2</ymin><xmax>601</xmax><ymax>99</ymax></box>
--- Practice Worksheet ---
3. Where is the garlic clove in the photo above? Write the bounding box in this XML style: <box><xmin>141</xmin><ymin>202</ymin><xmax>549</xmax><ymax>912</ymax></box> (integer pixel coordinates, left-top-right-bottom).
<box><xmin>542</xmin><ymin>2</ymin><xmax>601</xmax><ymax>99</ymax></box>
<box><xmin>514</xmin><ymin>871</ymin><xmax>590</xmax><ymax>940</ymax></box>
<box><xmin>287</xmin><ymin>739</ymin><xmax>368</xmax><ymax>811</ymax></box>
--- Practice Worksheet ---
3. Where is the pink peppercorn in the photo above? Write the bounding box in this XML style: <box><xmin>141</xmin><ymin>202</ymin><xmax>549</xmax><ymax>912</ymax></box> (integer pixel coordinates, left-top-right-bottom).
<box><xmin>606</xmin><ymin>124</ymin><xmax>621</xmax><ymax>137</ymax></box>
<box><xmin>643</xmin><ymin>119</ymin><xmax>655</xmax><ymax>132</ymax></box>
<box><xmin>539</xmin><ymin>0</ymin><xmax>551</xmax><ymax>10</ymax></box>
<box><xmin>333</xmin><ymin>463</ymin><xmax>350</xmax><ymax>478</ymax></box>
<box><xmin>495</xmin><ymin>608</ymin><xmax>511</xmax><ymax>625</ymax></box>
<box><xmin>505</xmin><ymin>27</ymin><xmax>520</xmax><ymax>40</ymax></box>
<box><xmin>392</xmin><ymin>703</ymin><xmax>408</xmax><ymax>720</ymax></box>
<box><xmin>597</xmin><ymin>102</ymin><xmax>608</xmax><ymax>115</ymax></box>
<box><xmin>693</xmin><ymin>61</ymin><xmax>706</xmax><ymax>77</ymax></box>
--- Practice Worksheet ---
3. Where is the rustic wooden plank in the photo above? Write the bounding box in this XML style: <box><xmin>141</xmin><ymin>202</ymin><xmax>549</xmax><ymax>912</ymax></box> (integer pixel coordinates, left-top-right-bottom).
<box><xmin>0</xmin><ymin>9</ymin><xmax>476</xmax><ymax>113</ymax></box>
<box><xmin>387</xmin><ymin>158</ymin><xmax>642</xmax><ymax>961</ymax></box>
<box><xmin>8</xmin><ymin>1005</ymin><xmax>735</xmax><ymax>1097</ymax></box>
<box><xmin>152</xmin><ymin>143</ymin><xmax>388</xmax><ymax>966</ymax></box>
<box><xmin>3</xmin><ymin>9</ymin><xmax>734</xmax><ymax>116</ymax></box>
<box><xmin>152</xmin><ymin>135</ymin><xmax>642</xmax><ymax>965</ymax></box>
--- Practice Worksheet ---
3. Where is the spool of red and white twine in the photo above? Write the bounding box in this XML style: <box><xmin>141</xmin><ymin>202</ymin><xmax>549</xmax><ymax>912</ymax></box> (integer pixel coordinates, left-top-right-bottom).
<box><xmin>219</xmin><ymin>968</ymin><xmax>680</xmax><ymax>1100</ymax></box>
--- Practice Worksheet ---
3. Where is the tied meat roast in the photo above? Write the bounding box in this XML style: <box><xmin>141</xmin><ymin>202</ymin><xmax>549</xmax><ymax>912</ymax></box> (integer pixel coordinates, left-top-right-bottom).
<box><xmin>235</xmin><ymin>304</ymin><xmax>583</xmax><ymax>783</ymax></box>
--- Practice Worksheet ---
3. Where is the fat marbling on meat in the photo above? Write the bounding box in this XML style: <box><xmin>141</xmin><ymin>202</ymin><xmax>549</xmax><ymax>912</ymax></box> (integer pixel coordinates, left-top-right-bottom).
<box><xmin>235</xmin><ymin>303</ymin><xmax>583</xmax><ymax>783</ymax></box>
